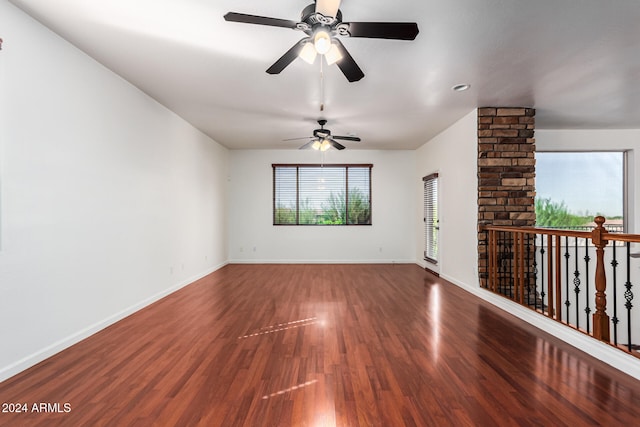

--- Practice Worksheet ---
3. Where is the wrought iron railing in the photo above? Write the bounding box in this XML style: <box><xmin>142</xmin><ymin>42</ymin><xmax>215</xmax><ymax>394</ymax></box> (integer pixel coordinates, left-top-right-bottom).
<box><xmin>483</xmin><ymin>217</ymin><xmax>640</xmax><ymax>355</ymax></box>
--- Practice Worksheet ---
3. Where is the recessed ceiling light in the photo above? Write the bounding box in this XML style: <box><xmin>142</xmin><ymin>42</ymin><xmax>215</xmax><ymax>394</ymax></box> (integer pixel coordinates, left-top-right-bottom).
<box><xmin>452</xmin><ymin>84</ymin><xmax>470</xmax><ymax>92</ymax></box>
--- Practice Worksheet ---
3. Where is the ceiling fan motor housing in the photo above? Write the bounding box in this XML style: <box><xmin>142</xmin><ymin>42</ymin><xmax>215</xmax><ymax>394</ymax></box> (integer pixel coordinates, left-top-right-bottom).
<box><xmin>301</xmin><ymin>4</ymin><xmax>343</xmax><ymax>28</ymax></box>
<box><xmin>313</xmin><ymin>119</ymin><xmax>330</xmax><ymax>138</ymax></box>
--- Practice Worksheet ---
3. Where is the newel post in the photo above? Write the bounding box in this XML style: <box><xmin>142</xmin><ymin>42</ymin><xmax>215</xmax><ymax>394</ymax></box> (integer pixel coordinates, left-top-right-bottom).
<box><xmin>592</xmin><ymin>216</ymin><xmax>610</xmax><ymax>342</ymax></box>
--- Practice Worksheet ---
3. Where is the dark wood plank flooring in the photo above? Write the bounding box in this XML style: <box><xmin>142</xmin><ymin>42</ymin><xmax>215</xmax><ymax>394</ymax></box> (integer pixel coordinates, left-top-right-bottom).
<box><xmin>1</xmin><ymin>264</ymin><xmax>639</xmax><ymax>426</ymax></box>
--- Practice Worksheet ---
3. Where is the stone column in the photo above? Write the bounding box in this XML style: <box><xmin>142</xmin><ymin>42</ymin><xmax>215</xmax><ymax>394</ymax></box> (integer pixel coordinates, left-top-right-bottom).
<box><xmin>477</xmin><ymin>108</ymin><xmax>536</xmax><ymax>287</ymax></box>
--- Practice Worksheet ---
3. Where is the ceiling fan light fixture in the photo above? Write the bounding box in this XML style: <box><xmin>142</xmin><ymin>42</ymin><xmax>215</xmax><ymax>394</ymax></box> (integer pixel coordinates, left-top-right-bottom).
<box><xmin>299</xmin><ymin>42</ymin><xmax>318</xmax><ymax>64</ymax></box>
<box><xmin>324</xmin><ymin>43</ymin><xmax>343</xmax><ymax>65</ymax></box>
<box><xmin>320</xmin><ymin>139</ymin><xmax>331</xmax><ymax>151</ymax></box>
<box><xmin>314</xmin><ymin>29</ymin><xmax>332</xmax><ymax>55</ymax></box>
<box><xmin>312</xmin><ymin>140</ymin><xmax>322</xmax><ymax>150</ymax></box>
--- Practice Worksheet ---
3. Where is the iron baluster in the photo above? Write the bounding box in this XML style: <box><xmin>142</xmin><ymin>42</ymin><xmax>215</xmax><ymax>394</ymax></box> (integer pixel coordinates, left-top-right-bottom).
<box><xmin>574</xmin><ymin>236</ymin><xmax>581</xmax><ymax>330</ymax></box>
<box><xmin>482</xmin><ymin>231</ymin><xmax>488</xmax><ymax>289</ymax></box>
<box><xmin>540</xmin><ymin>235</ymin><xmax>546</xmax><ymax>312</ymax></box>
<box><xmin>508</xmin><ymin>235</ymin><xmax>516</xmax><ymax>299</ymax></box>
<box><xmin>611</xmin><ymin>241</ymin><xmax>619</xmax><ymax>345</ymax></box>
<box><xmin>533</xmin><ymin>234</ymin><xmax>539</xmax><ymax>311</ymax></box>
<box><xmin>584</xmin><ymin>237</ymin><xmax>591</xmax><ymax>333</ymax></box>
<box><xmin>564</xmin><ymin>235</ymin><xmax>571</xmax><ymax>321</ymax></box>
<box><xmin>506</xmin><ymin>231</ymin><xmax>510</xmax><ymax>297</ymax></box>
<box><xmin>625</xmin><ymin>242</ymin><xmax>634</xmax><ymax>352</ymax></box>
<box><xmin>502</xmin><ymin>232</ymin><xmax>513</xmax><ymax>298</ymax></box>
<box><xmin>497</xmin><ymin>232</ymin><xmax>502</xmax><ymax>294</ymax></box>
<box><xmin>499</xmin><ymin>232</ymin><xmax>505</xmax><ymax>295</ymax></box>
<box><xmin>526</xmin><ymin>234</ymin><xmax>533</xmax><ymax>306</ymax></box>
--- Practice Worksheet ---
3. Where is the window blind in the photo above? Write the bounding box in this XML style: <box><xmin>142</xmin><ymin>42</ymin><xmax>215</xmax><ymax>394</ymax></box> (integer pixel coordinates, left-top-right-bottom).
<box><xmin>273</xmin><ymin>166</ymin><xmax>298</xmax><ymax>224</ymax></box>
<box><xmin>273</xmin><ymin>164</ymin><xmax>372</xmax><ymax>225</ymax></box>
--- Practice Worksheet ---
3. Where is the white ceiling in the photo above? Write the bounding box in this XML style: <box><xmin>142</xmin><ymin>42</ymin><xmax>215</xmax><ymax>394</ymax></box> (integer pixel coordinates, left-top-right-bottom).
<box><xmin>8</xmin><ymin>0</ymin><xmax>640</xmax><ymax>150</ymax></box>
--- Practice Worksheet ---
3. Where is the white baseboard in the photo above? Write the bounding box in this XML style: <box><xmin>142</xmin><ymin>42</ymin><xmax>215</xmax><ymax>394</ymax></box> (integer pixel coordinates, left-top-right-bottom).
<box><xmin>0</xmin><ymin>262</ymin><xmax>228</xmax><ymax>383</ymax></box>
<box><xmin>228</xmin><ymin>259</ymin><xmax>417</xmax><ymax>264</ymax></box>
<box><xmin>440</xmin><ymin>273</ymin><xmax>640</xmax><ymax>381</ymax></box>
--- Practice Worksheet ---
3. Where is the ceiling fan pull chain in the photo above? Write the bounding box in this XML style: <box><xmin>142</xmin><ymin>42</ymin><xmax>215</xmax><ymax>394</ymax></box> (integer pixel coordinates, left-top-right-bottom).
<box><xmin>319</xmin><ymin>59</ymin><xmax>325</xmax><ymax>112</ymax></box>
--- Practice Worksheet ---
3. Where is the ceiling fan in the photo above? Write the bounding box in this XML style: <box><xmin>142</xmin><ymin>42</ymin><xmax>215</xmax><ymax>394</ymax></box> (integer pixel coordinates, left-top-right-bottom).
<box><xmin>285</xmin><ymin>119</ymin><xmax>361</xmax><ymax>150</ymax></box>
<box><xmin>224</xmin><ymin>0</ymin><xmax>419</xmax><ymax>82</ymax></box>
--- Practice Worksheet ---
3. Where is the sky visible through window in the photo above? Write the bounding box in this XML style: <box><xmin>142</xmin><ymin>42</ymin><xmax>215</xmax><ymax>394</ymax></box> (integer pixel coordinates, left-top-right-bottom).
<box><xmin>536</xmin><ymin>152</ymin><xmax>623</xmax><ymax>218</ymax></box>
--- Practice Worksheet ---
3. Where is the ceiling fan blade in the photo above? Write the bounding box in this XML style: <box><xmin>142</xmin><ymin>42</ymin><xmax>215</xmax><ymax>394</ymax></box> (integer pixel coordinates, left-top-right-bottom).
<box><xmin>224</xmin><ymin>12</ymin><xmax>298</xmax><ymax>29</ymax></box>
<box><xmin>266</xmin><ymin>40</ymin><xmax>305</xmax><ymax>74</ymax></box>
<box><xmin>333</xmin><ymin>39</ymin><xmax>364</xmax><ymax>82</ymax></box>
<box><xmin>342</xmin><ymin>22</ymin><xmax>419</xmax><ymax>40</ymax></box>
<box><xmin>315</xmin><ymin>0</ymin><xmax>341</xmax><ymax>18</ymax></box>
<box><xmin>299</xmin><ymin>140</ymin><xmax>317</xmax><ymax>150</ymax></box>
<box><xmin>283</xmin><ymin>137</ymin><xmax>313</xmax><ymax>142</ymax></box>
<box><xmin>333</xmin><ymin>135</ymin><xmax>361</xmax><ymax>142</ymax></box>
<box><xmin>329</xmin><ymin>139</ymin><xmax>346</xmax><ymax>150</ymax></box>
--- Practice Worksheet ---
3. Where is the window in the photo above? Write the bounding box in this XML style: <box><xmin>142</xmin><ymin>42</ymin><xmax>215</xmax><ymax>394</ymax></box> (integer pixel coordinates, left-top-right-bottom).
<box><xmin>273</xmin><ymin>164</ymin><xmax>372</xmax><ymax>225</ymax></box>
<box><xmin>423</xmin><ymin>173</ymin><xmax>439</xmax><ymax>263</ymax></box>
<box><xmin>536</xmin><ymin>152</ymin><xmax>626</xmax><ymax>232</ymax></box>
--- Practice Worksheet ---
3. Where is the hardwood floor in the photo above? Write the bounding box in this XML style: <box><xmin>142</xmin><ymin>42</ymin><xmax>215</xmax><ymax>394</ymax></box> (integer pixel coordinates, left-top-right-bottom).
<box><xmin>1</xmin><ymin>264</ymin><xmax>639</xmax><ymax>426</ymax></box>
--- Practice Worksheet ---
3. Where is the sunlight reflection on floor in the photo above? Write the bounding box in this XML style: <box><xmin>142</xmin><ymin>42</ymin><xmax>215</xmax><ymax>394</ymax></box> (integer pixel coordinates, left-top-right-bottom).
<box><xmin>261</xmin><ymin>379</ymin><xmax>318</xmax><ymax>400</ymax></box>
<box><xmin>429</xmin><ymin>284</ymin><xmax>441</xmax><ymax>362</ymax></box>
<box><xmin>238</xmin><ymin>317</ymin><xmax>318</xmax><ymax>339</ymax></box>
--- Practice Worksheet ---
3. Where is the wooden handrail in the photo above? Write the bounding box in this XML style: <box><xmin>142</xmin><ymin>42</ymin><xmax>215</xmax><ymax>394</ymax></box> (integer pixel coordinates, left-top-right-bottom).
<box><xmin>484</xmin><ymin>224</ymin><xmax>639</xmax><ymax>243</ymax></box>
<box><xmin>484</xmin><ymin>225</ymin><xmax>591</xmax><ymax>238</ymax></box>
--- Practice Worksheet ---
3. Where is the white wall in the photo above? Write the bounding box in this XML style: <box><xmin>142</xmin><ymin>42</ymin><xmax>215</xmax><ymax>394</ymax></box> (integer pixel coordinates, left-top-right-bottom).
<box><xmin>536</xmin><ymin>129</ymin><xmax>639</xmax><ymax>233</ymax></box>
<box><xmin>228</xmin><ymin>149</ymin><xmax>415</xmax><ymax>263</ymax></box>
<box><xmin>415</xmin><ymin>110</ymin><xmax>479</xmax><ymax>284</ymax></box>
<box><xmin>0</xmin><ymin>1</ymin><xmax>229</xmax><ymax>381</ymax></box>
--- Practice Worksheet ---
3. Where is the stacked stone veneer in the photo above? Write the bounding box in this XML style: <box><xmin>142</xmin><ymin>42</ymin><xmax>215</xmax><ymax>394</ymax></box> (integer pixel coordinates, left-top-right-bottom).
<box><xmin>477</xmin><ymin>108</ymin><xmax>536</xmax><ymax>287</ymax></box>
